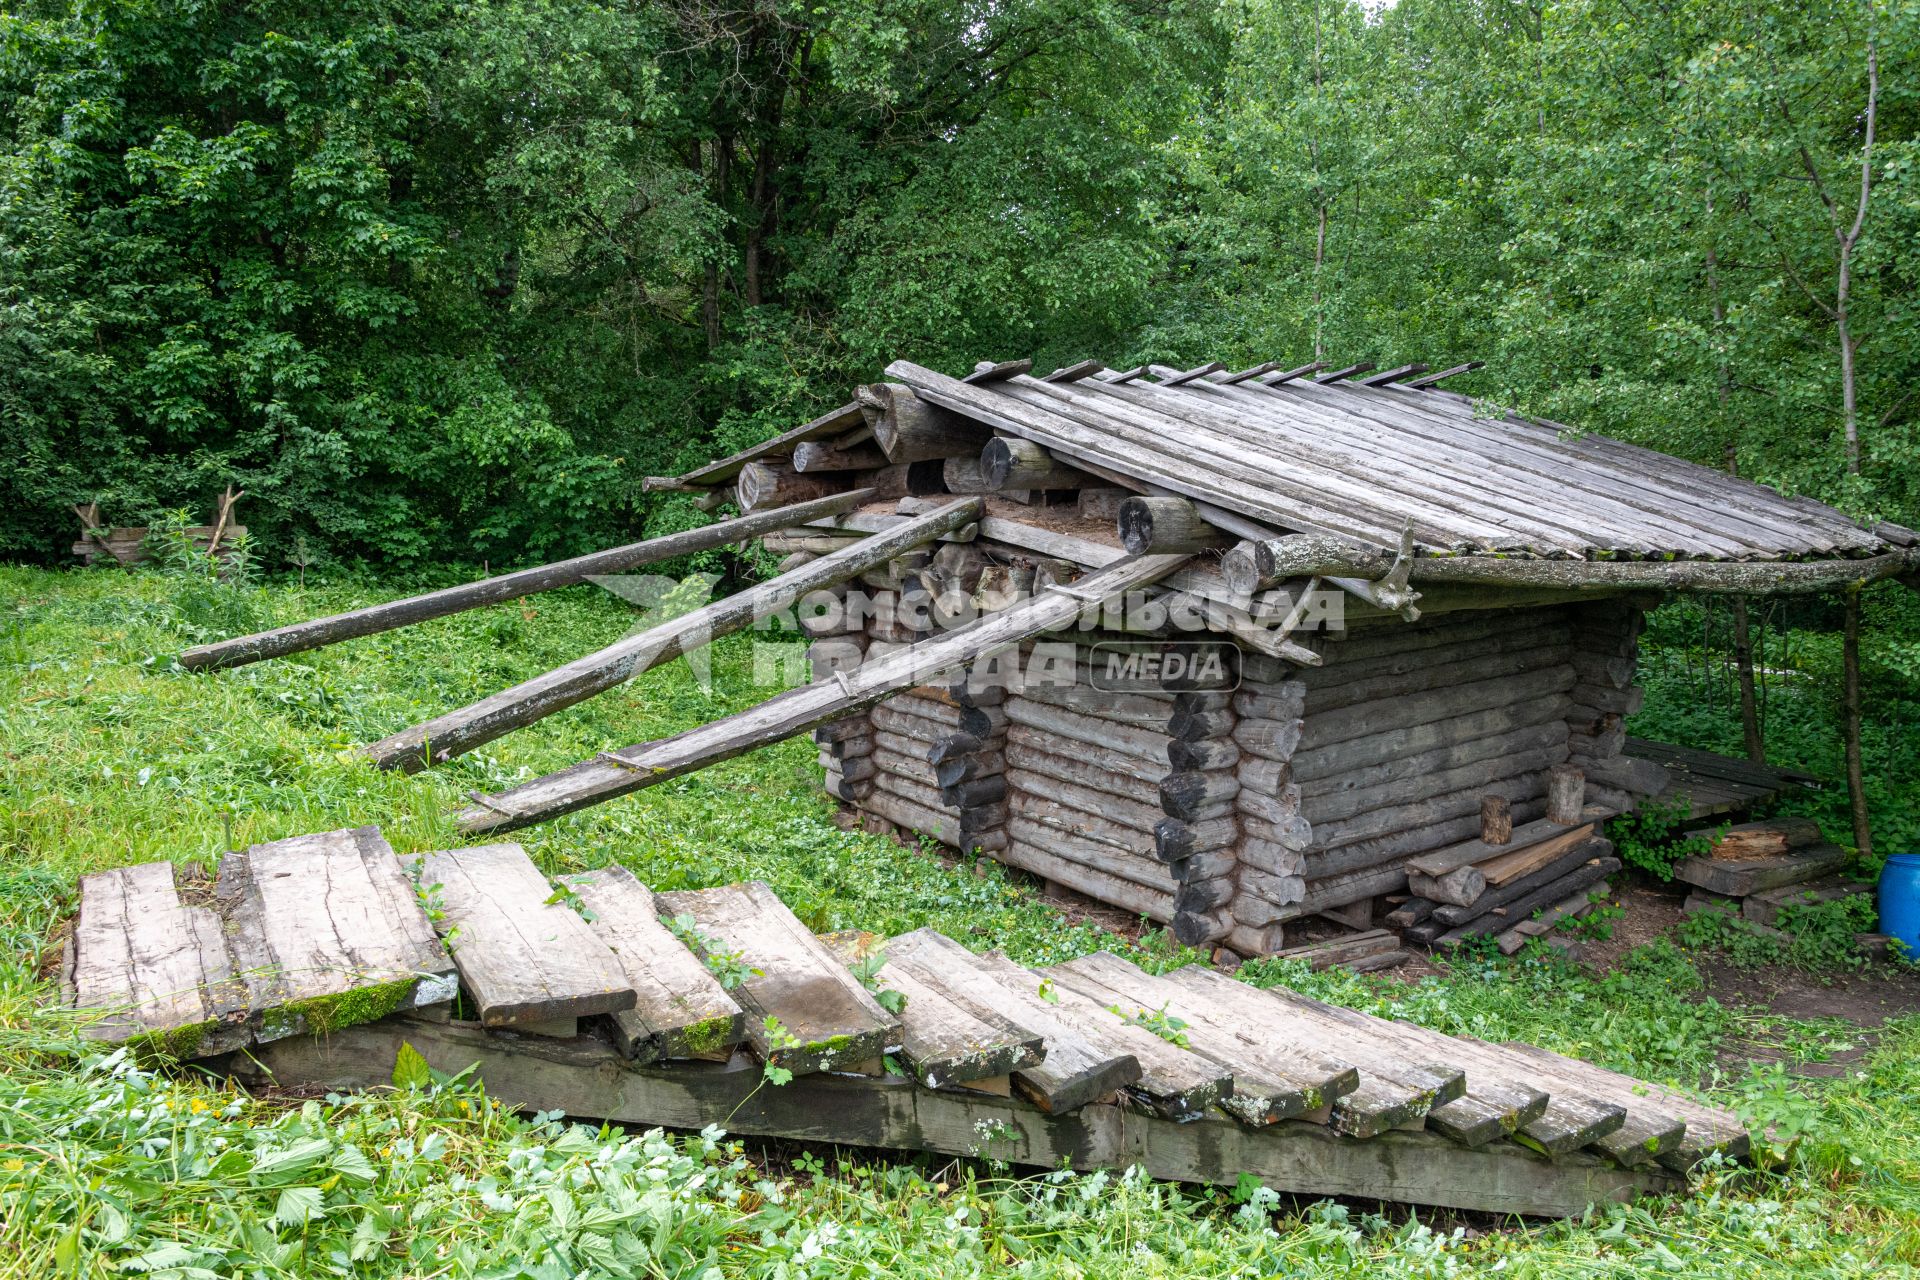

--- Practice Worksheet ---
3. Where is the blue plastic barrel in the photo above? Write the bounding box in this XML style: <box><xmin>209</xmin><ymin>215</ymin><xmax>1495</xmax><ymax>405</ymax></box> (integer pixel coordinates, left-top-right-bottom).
<box><xmin>1880</xmin><ymin>854</ymin><xmax>1920</xmax><ymax>954</ymax></box>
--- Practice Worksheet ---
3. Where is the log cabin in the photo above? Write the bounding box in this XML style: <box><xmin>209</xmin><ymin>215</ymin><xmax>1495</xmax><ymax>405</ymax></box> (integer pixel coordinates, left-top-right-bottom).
<box><xmin>630</xmin><ymin>356</ymin><xmax>1914</xmax><ymax>956</ymax></box>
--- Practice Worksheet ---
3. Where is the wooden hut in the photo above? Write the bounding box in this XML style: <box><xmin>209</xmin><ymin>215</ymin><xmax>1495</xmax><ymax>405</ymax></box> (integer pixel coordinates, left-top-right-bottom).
<box><xmin>633</xmin><ymin>357</ymin><xmax>1913</xmax><ymax>955</ymax></box>
<box><xmin>186</xmin><ymin>357</ymin><xmax>1917</xmax><ymax>957</ymax></box>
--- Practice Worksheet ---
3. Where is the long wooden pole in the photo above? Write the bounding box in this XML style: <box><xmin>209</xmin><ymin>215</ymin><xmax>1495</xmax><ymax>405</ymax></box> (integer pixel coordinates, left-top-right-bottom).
<box><xmin>366</xmin><ymin>497</ymin><xmax>983</xmax><ymax>773</ymax></box>
<box><xmin>453</xmin><ymin>552</ymin><xmax>1191</xmax><ymax>834</ymax></box>
<box><xmin>179</xmin><ymin>489</ymin><xmax>877</xmax><ymax>671</ymax></box>
<box><xmin>1223</xmin><ymin>537</ymin><xmax>1920</xmax><ymax>597</ymax></box>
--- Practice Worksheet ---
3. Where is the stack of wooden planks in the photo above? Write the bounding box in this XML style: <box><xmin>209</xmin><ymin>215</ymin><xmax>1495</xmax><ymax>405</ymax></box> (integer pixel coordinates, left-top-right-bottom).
<box><xmin>1674</xmin><ymin>817</ymin><xmax>1864</xmax><ymax>936</ymax></box>
<box><xmin>1390</xmin><ymin>809</ymin><xmax>1621</xmax><ymax>952</ymax></box>
<box><xmin>61</xmin><ymin>825</ymin><xmax>1754</xmax><ymax>1218</ymax></box>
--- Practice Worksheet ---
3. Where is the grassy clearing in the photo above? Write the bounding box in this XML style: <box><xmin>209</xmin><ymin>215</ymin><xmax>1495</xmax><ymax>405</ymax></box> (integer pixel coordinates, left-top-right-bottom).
<box><xmin>1</xmin><ymin>566</ymin><xmax>1917</xmax><ymax>1278</ymax></box>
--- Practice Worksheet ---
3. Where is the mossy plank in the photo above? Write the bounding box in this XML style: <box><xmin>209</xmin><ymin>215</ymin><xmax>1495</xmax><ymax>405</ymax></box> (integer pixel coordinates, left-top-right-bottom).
<box><xmin>411</xmin><ymin>843</ymin><xmax>634</xmax><ymax>1029</ymax></box>
<box><xmin>217</xmin><ymin>826</ymin><xmax>456</xmax><ymax>1042</ymax></box>
<box><xmin>563</xmin><ymin>865</ymin><xmax>744</xmax><ymax>1063</ymax></box>
<box><xmin>654</xmin><ymin>881</ymin><xmax>899</xmax><ymax>1075</ymax></box>
<box><xmin>66</xmin><ymin>862</ymin><xmax>249</xmax><ymax>1057</ymax></box>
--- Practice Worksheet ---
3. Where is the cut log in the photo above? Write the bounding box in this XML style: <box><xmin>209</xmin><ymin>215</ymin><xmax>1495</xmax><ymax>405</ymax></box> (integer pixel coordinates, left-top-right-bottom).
<box><xmin>1434</xmin><ymin>857</ymin><xmax>1620</xmax><ymax>942</ymax></box>
<box><xmin>412</xmin><ymin>843</ymin><xmax>634</xmax><ymax>1028</ymax></box>
<box><xmin>1160</xmin><ymin>771</ymin><xmax>1242</xmax><ymax>821</ymax></box>
<box><xmin>217</xmin><ymin>827</ymin><xmax>457</xmax><ymax>1042</ymax></box>
<box><xmin>1481</xmin><ymin>795</ymin><xmax>1513</xmax><ymax>845</ymax></box>
<box><xmin>179</xmin><ymin>489</ymin><xmax>875</xmax><ymax>671</ymax></box>
<box><xmin>373</xmin><ymin>498</ymin><xmax>981</xmax><ymax>772</ymax></box>
<box><xmin>863</xmin><ymin>788</ymin><xmax>1010</xmax><ymax>853</ymax></box>
<box><xmin>1408</xmin><ymin>865</ymin><xmax>1486</xmax><ymax>909</ymax></box>
<box><xmin>655</xmin><ymin>881</ymin><xmax>900</xmax><ymax>1074</ymax></box>
<box><xmin>1222</xmin><ymin>536</ymin><xmax>1396</xmax><ymax>596</ymax></box>
<box><xmin>66</xmin><ymin>862</ymin><xmax>249</xmax><ymax>1056</ymax></box>
<box><xmin>1118</xmin><ymin>497</ymin><xmax>1229</xmax><ymax>554</ymax></box>
<box><xmin>1546</xmin><ymin>765</ymin><xmax>1587</xmax><ymax>823</ymax></box>
<box><xmin>862</xmin><ymin>383</ymin><xmax>996</xmax><ymax>463</ymax></box>
<box><xmin>794</xmin><ymin>440</ymin><xmax>888</xmax><ymax>472</ymax></box>
<box><xmin>1430</xmin><ymin>840</ymin><xmax>1615</xmax><ymax>928</ymax></box>
<box><xmin>564</xmin><ymin>866</ymin><xmax>746</xmax><ymax>1062</ymax></box>
<box><xmin>998</xmin><ymin>830</ymin><xmax>1174</xmax><ymax>921</ymax></box>
<box><xmin>980</xmin><ymin>438</ymin><xmax>1091</xmax><ymax>490</ymax></box>
<box><xmin>736</xmin><ymin>460</ymin><xmax>854</xmax><ymax>512</ymax></box>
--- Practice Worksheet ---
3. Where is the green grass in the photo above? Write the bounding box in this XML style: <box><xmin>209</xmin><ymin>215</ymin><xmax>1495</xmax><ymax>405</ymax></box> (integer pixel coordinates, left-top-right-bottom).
<box><xmin>2</xmin><ymin>565</ymin><xmax>1918</xmax><ymax>1278</ymax></box>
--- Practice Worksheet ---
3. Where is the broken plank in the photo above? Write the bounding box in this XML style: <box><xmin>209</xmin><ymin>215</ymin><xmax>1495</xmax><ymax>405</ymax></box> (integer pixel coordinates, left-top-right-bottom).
<box><xmin>1049</xmin><ymin>952</ymin><xmax>1358</xmax><ymax>1126</ymax></box>
<box><xmin>216</xmin><ymin>827</ymin><xmax>456</xmax><ymax>1042</ymax></box>
<box><xmin>655</xmin><ymin>881</ymin><xmax>899</xmax><ymax>1075</ymax></box>
<box><xmin>1671</xmin><ymin>844</ymin><xmax>1853</xmax><ymax>897</ymax></box>
<box><xmin>66</xmin><ymin>862</ymin><xmax>249</xmax><ymax>1057</ymax></box>
<box><xmin>413</xmin><ymin>843</ymin><xmax>634</xmax><ymax>1029</ymax></box>
<box><xmin>563</xmin><ymin>866</ymin><xmax>745</xmax><ymax>1063</ymax></box>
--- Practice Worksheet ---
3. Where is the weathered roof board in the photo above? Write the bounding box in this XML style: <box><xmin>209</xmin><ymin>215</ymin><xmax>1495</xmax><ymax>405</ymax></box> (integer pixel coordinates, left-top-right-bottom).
<box><xmin>665</xmin><ymin>355</ymin><xmax>1905</xmax><ymax>562</ymax></box>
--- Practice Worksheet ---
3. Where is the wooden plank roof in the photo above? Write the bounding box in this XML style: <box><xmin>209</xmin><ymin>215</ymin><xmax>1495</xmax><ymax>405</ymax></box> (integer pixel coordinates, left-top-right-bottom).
<box><xmin>666</xmin><ymin>357</ymin><xmax>1910</xmax><ymax>563</ymax></box>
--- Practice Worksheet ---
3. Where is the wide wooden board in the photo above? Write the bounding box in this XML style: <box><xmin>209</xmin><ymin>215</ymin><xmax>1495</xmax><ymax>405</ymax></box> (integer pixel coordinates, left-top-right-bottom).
<box><xmin>217</xmin><ymin>827</ymin><xmax>456</xmax><ymax>1041</ymax></box>
<box><xmin>66</xmin><ymin>862</ymin><xmax>249</xmax><ymax>1057</ymax></box>
<box><xmin>413</xmin><ymin>843</ymin><xmax>634</xmax><ymax>1028</ymax></box>
<box><xmin>564</xmin><ymin>866</ymin><xmax>746</xmax><ymax>1063</ymax></box>
<box><xmin>655</xmin><ymin>881</ymin><xmax>900</xmax><ymax>1074</ymax></box>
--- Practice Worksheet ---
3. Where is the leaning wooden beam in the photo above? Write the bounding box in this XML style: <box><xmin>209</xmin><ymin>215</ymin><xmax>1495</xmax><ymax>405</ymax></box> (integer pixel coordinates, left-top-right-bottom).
<box><xmin>240</xmin><ymin>1016</ymin><xmax>1681</xmax><ymax>1218</ymax></box>
<box><xmin>179</xmin><ymin>489</ymin><xmax>876</xmax><ymax>671</ymax></box>
<box><xmin>453</xmin><ymin>553</ymin><xmax>1190</xmax><ymax>833</ymax></box>
<box><xmin>365</xmin><ymin>497</ymin><xmax>980</xmax><ymax>772</ymax></box>
<box><xmin>1405</xmin><ymin>362</ymin><xmax>1485</xmax><ymax>389</ymax></box>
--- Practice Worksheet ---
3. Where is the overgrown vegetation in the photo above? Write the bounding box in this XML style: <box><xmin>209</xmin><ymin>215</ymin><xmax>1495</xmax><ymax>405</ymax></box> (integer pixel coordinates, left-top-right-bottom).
<box><xmin>2</xmin><ymin>0</ymin><xmax>1913</xmax><ymax>567</ymax></box>
<box><xmin>3</xmin><ymin>568</ymin><xmax>1919</xmax><ymax>1276</ymax></box>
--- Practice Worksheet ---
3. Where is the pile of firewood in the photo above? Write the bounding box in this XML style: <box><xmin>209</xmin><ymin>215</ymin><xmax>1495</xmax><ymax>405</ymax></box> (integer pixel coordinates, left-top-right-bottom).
<box><xmin>1674</xmin><ymin>817</ymin><xmax>1866</xmax><ymax>939</ymax></box>
<box><xmin>1385</xmin><ymin>770</ymin><xmax>1620</xmax><ymax>953</ymax></box>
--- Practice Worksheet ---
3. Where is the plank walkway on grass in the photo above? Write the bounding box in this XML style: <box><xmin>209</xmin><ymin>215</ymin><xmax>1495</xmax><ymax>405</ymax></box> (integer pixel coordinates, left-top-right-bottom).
<box><xmin>60</xmin><ymin>822</ymin><xmax>1752</xmax><ymax>1219</ymax></box>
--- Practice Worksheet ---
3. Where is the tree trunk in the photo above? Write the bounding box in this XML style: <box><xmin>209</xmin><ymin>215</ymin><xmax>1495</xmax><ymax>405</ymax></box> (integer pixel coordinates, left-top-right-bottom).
<box><xmin>1842</xmin><ymin>586</ymin><xmax>1872</xmax><ymax>859</ymax></box>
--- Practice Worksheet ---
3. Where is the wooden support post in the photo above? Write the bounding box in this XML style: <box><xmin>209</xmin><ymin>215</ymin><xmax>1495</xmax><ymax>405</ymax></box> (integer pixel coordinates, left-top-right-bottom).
<box><xmin>1546</xmin><ymin>765</ymin><xmax>1587</xmax><ymax>825</ymax></box>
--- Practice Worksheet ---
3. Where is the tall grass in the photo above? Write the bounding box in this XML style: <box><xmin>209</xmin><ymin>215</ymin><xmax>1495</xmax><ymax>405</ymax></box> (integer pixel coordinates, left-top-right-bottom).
<box><xmin>2</xmin><ymin>566</ymin><xmax>1917</xmax><ymax>1277</ymax></box>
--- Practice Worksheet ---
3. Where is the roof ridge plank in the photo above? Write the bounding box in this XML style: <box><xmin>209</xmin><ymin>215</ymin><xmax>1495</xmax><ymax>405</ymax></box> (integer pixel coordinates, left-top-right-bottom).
<box><xmin>1332</xmin><ymin>384</ymin><xmax>1866</xmax><ymax>557</ymax></box>
<box><xmin>1161</xmin><ymin>377</ymin><xmax>1742</xmax><ymax>559</ymax></box>
<box><xmin>1089</xmin><ymin>377</ymin><xmax>1623</xmax><ymax>557</ymax></box>
<box><xmin>1008</xmin><ymin>375</ymin><xmax>1573</xmax><ymax>553</ymax></box>
<box><xmin>668</xmin><ymin>402</ymin><xmax>865</xmax><ymax>489</ymax></box>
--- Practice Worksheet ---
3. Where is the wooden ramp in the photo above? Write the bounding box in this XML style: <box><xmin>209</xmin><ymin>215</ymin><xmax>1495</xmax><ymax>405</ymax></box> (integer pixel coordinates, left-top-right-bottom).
<box><xmin>61</xmin><ymin>827</ymin><xmax>1752</xmax><ymax>1219</ymax></box>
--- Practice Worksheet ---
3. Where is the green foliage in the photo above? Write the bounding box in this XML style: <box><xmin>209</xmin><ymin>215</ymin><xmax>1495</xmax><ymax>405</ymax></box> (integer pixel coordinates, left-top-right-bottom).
<box><xmin>1108</xmin><ymin>1001</ymin><xmax>1192</xmax><ymax>1048</ymax></box>
<box><xmin>1609</xmin><ymin>797</ymin><xmax>1719</xmax><ymax>881</ymax></box>
<box><xmin>1680</xmin><ymin>892</ymin><xmax>1881</xmax><ymax>972</ymax></box>
<box><xmin>2</xmin><ymin>569</ymin><xmax>1920</xmax><ymax>1275</ymax></box>
<box><xmin>848</xmin><ymin>952</ymin><xmax>908</xmax><ymax>1017</ymax></box>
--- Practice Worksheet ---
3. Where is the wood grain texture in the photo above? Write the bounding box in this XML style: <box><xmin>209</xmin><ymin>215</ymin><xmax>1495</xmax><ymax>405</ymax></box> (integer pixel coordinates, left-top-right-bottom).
<box><xmin>66</xmin><ymin>862</ymin><xmax>249</xmax><ymax>1056</ymax></box>
<box><xmin>655</xmin><ymin>881</ymin><xmax>900</xmax><ymax>1074</ymax></box>
<box><xmin>413</xmin><ymin>843</ymin><xmax>633</xmax><ymax>1028</ymax></box>
<box><xmin>217</xmin><ymin>826</ymin><xmax>456</xmax><ymax>1042</ymax></box>
<box><xmin>564</xmin><ymin>866</ymin><xmax>745</xmax><ymax>1063</ymax></box>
